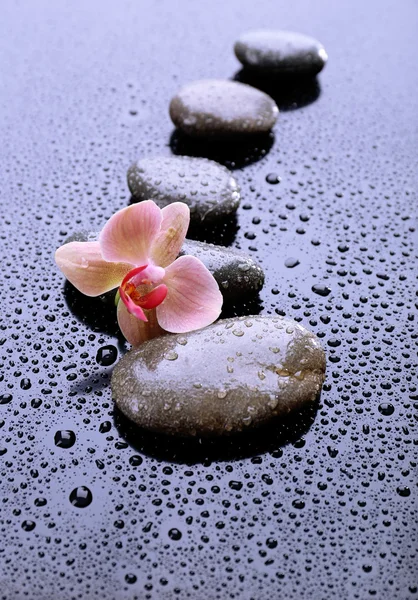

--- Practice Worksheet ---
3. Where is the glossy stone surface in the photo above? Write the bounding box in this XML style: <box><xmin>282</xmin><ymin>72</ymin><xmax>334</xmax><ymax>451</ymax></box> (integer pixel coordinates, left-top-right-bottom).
<box><xmin>169</xmin><ymin>79</ymin><xmax>279</xmax><ymax>137</ymax></box>
<box><xmin>180</xmin><ymin>239</ymin><xmax>264</xmax><ymax>301</ymax></box>
<box><xmin>112</xmin><ymin>316</ymin><xmax>326</xmax><ymax>436</ymax></box>
<box><xmin>234</xmin><ymin>30</ymin><xmax>328</xmax><ymax>75</ymax></box>
<box><xmin>127</xmin><ymin>156</ymin><xmax>240</xmax><ymax>222</ymax></box>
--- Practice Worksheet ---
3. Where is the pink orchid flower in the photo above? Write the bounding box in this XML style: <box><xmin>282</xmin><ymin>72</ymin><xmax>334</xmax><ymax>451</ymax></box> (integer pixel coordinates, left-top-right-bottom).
<box><xmin>55</xmin><ymin>200</ymin><xmax>223</xmax><ymax>346</ymax></box>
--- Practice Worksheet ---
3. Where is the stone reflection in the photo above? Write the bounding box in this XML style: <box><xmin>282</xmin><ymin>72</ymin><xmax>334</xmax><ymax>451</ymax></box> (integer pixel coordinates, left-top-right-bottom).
<box><xmin>114</xmin><ymin>397</ymin><xmax>319</xmax><ymax>464</ymax></box>
<box><xmin>169</xmin><ymin>129</ymin><xmax>274</xmax><ymax>170</ymax></box>
<box><xmin>233</xmin><ymin>70</ymin><xmax>321</xmax><ymax>111</ymax></box>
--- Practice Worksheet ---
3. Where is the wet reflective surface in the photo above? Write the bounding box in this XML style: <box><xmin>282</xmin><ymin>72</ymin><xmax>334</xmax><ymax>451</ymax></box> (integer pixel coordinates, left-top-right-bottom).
<box><xmin>0</xmin><ymin>0</ymin><xmax>417</xmax><ymax>598</ymax></box>
<box><xmin>111</xmin><ymin>316</ymin><xmax>326</xmax><ymax>436</ymax></box>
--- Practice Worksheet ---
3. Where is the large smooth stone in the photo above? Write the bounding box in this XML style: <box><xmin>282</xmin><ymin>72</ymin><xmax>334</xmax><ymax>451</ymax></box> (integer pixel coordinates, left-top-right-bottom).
<box><xmin>63</xmin><ymin>233</ymin><xmax>264</xmax><ymax>304</ymax></box>
<box><xmin>169</xmin><ymin>79</ymin><xmax>278</xmax><ymax>138</ymax></box>
<box><xmin>127</xmin><ymin>156</ymin><xmax>240</xmax><ymax>222</ymax></box>
<box><xmin>234</xmin><ymin>30</ymin><xmax>328</xmax><ymax>76</ymax></box>
<box><xmin>180</xmin><ymin>239</ymin><xmax>264</xmax><ymax>301</ymax></box>
<box><xmin>112</xmin><ymin>316</ymin><xmax>326</xmax><ymax>437</ymax></box>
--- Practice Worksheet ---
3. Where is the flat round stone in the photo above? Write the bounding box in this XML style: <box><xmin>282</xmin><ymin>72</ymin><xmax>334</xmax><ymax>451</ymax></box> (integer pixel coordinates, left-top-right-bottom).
<box><xmin>127</xmin><ymin>156</ymin><xmax>240</xmax><ymax>222</ymax></box>
<box><xmin>180</xmin><ymin>239</ymin><xmax>264</xmax><ymax>302</ymax></box>
<box><xmin>169</xmin><ymin>79</ymin><xmax>278</xmax><ymax>138</ymax></box>
<box><xmin>234</xmin><ymin>30</ymin><xmax>328</xmax><ymax>76</ymax></box>
<box><xmin>112</xmin><ymin>316</ymin><xmax>326</xmax><ymax>437</ymax></box>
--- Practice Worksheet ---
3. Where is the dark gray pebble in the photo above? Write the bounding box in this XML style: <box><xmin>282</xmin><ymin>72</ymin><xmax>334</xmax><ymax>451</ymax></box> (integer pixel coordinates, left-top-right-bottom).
<box><xmin>169</xmin><ymin>79</ymin><xmax>278</xmax><ymax>138</ymax></box>
<box><xmin>111</xmin><ymin>316</ymin><xmax>326</xmax><ymax>436</ymax></box>
<box><xmin>180</xmin><ymin>239</ymin><xmax>264</xmax><ymax>302</ymax></box>
<box><xmin>234</xmin><ymin>30</ymin><xmax>328</xmax><ymax>76</ymax></box>
<box><xmin>127</xmin><ymin>156</ymin><xmax>240</xmax><ymax>223</ymax></box>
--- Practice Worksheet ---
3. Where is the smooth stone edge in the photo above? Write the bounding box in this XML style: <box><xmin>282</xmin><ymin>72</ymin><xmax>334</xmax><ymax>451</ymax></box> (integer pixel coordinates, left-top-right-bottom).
<box><xmin>111</xmin><ymin>316</ymin><xmax>326</xmax><ymax>437</ymax></box>
<box><xmin>126</xmin><ymin>157</ymin><xmax>241</xmax><ymax>221</ymax></box>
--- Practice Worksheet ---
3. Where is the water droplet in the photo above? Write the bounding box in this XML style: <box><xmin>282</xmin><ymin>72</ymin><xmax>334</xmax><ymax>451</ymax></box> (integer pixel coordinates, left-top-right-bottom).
<box><xmin>266</xmin><ymin>173</ymin><xmax>281</xmax><ymax>184</ymax></box>
<box><xmin>96</xmin><ymin>345</ymin><xmax>118</xmax><ymax>366</ymax></box>
<box><xmin>20</xmin><ymin>378</ymin><xmax>31</xmax><ymax>390</ymax></box>
<box><xmin>54</xmin><ymin>430</ymin><xmax>76</xmax><ymax>449</ymax></box>
<box><xmin>21</xmin><ymin>520</ymin><xmax>36</xmax><ymax>532</ymax></box>
<box><xmin>232</xmin><ymin>329</ymin><xmax>244</xmax><ymax>337</ymax></box>
<box><xmin>338</xmin><ymin>244</ymin><xmax>349</xmax><ymax>253</ymax></box>
<box><xmin>99</xmin><ymin>421</ymin><xmax>111</xmax><ymax>433</ymax></box>
<box><xmin>168</xmin><ymin>528</ymin><xmax>182</xmax><ymax>541</ymax></box>
<box><xmin>0</xmin><ymin>394</ymin><xmax>13</xmax><ymax>405</ymax></box>
<box><xmin>34</xmin><ymin>497</ymin><xmax>47</xmax><ymax>507</ymax></box>
<box><xmin>378</xmin><ymin>403</ymin><xmax>394</xmax><ymax>416</ymax></box>
<box><xmin>327</xmin><ymin>446</ymin><xmax>339</xmax><ymax>458</ymax></box>
<box><xmin>312</xmin><ymin>284</ymin><xmax>331</xmax><ymax>297</ymax></box>
<box><xmin>69</xmin><ymin>486</ymin><xmax>93</xmax><ymax>508</ymax></box>
<box><xmin>284</xmin><ymin>257</ymin><xmax>300</xmax><ymax>268</ymax></box>
<box><xmin>229</xmin><ymin>481</ymin><xmax>243</xmax><ymax>491</ymax></box>
<box><xmin>396</xmin><ymin>486</ymin><xmax>411</xmax><ymax>497</ymax></box>
<box><xmin>275</xmin><ymin>368</ymin><xmax>290</xmax><ymax>377</ymax></box>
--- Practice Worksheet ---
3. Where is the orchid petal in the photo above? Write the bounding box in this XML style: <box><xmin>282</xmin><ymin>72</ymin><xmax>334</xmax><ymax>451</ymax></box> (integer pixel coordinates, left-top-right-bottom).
<box><xmin>99</xmin><ymin>201</ymin><xmax>162</xmax><ymax>265</ymax></box>
<box><xmin>120</xmin><ymin>265</ymin><xmax>148</xmax><ymax>290</ymax></box>
<box><xmin>156</xmin><ymin>255</ymin><xmax>222</xmax><ymax>333</ymax></box>
<box><xmin>117</xmin><ymin>301</ymin><xmax>165</xmax><ymax>346</ymax></box>
<box><xmin>150</xmin><ymin>202</ymin><xmax>190</xmax><ymax>267</ymax></box>
<box><xmin>55</xmin><ymin>241</ymin><xmax>131</xmax><ymax>296</ymax></box>
<box><xmin>120</xmin><ymin>281</ymin><xmax>168</xmax><ymax>316</ymax></box>
<box><xmin>137</xmin><ymin>284</ymin><xmax>168</xmax><ymax>309</ymax></box>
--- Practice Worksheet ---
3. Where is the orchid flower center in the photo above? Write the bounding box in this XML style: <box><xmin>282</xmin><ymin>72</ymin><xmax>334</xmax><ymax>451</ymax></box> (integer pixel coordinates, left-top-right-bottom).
<box><xmin>119</xmin><ymin>264</ymin><xmax>167</xmax><ymax>322</ymax></box>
